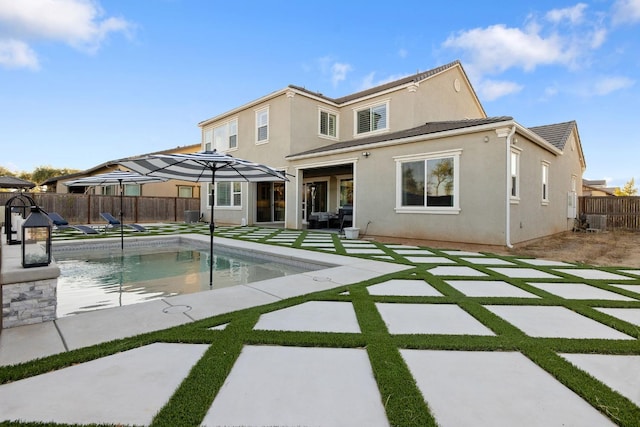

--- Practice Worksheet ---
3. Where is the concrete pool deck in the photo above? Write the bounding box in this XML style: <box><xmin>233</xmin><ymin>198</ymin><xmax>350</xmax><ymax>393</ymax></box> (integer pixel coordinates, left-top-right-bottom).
<box><xmin>0</xmin><ymin>228</ymin><xmax>639</xmax><ymax>426</ymax></box>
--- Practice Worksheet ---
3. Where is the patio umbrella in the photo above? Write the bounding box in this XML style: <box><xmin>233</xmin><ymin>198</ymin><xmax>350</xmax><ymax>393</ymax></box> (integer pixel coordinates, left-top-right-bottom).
<box><xmin>64</xmin><ymin>170</ymin><xmax>167</xmax><ymax>250</ymax></box>
<box><xmin>119</xmin><ymin>150</ymin><xmax>289</xmax><ymax>288</ymax></box>
<box><xmin>0</xmin><ymin>175</ymin><xmax>36</xmax><ymax>190</ymax></box>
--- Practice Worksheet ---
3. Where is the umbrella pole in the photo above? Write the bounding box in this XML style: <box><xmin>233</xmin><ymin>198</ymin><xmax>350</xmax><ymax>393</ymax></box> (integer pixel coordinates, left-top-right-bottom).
<box><xmin>209</xmin><ymin>170</ymin><xmax>215</xmax><ymax>288</ymax></box>
<box><xmin>119</xmin><ymin>179</ymin><xmax>124</xmax><ymax>251</ymax></box>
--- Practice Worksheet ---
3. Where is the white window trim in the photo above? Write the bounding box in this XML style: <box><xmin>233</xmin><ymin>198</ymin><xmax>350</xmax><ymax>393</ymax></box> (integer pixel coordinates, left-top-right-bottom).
<box><xmin>203</xmin><ymin>128</ymin><xmax>213</xmax><ymax>151</ymax></box>
<box><xmin>510</xmin><ymin>146</ymin><xmax>522</xmax><ymax>203</ymax></box>
<box><xmin>353</xmin><ymin>99</ymin><xmax>390</xmax><ymax>138</ymax></box>
<box><xmin>178</xmin><ymin>185</ymin><xmax>194</xmax><ymax>198</ymax></box>
<box><xmin>207</xmin><ymin>182</ymin><xmax>243</xmax><ymax>210</ymax></box>
<box><xmin>541</xmin><ymin>161</ymin><xmax>550</xmax><ymax>205</ymax></box>
<box><xmin>212</xmin><ymin>118</ymin><xmax>239</xmax><ymax>152</ymax></box>
<box><xmin>318</xmin><ymin>107</ymin><xmax>339</xmax><ymax>140</ymax></box>
<box><xmin>335</xmin><ymin>174</ymin><xmax>353</xmax><ymax>207</ymax></box>
<box><xmin>394</xmin><ymin>149</ymin><xmax>462</xmax><ymax>214</ymax></box>
<box><xmin>255</xmin><ymin>106</ymin><xmax>269</xmax><ymax>145</ymax></box>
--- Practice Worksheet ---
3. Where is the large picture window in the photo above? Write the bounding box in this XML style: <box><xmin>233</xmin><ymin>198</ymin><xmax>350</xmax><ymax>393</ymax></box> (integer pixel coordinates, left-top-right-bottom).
<box><xmin>395</xmin><ymin>150</ymin><xmax>460</xmax><ymax>213</ymax></box>
<box><xmin>355</xmin><ymin>101</ymin><xmax>388</xmax><ymax>135</ymax></box>
<box><xmin>208</xmin><ymin>182</ymin><xmax>242</xmax><ymax>207</ymax></box>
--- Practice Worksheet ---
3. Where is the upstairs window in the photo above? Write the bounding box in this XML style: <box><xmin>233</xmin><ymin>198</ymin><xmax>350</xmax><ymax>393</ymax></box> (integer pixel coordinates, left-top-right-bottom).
<box><xmin>355</xmin><ymin>101</ymin><xmax>388</xmax><ymax>135</ymax></box>
<box><xmin>213</xmin><ymin>119</ymin><xmax>238</xmax><ymax>151</ymax></box>
<box><xmin>319</xmin><ymin>110</ymin><xmax>337</xmax><ymax>138</ymax></box>
<box><xmin>256</xmin><ymin>107</ymin><xmax>269</xmax><ymax>143</ymax></box>
<box><xmin>204</xmin><ymin>128</ymin><xmax>212</xmax><ymax>151</ymax></box>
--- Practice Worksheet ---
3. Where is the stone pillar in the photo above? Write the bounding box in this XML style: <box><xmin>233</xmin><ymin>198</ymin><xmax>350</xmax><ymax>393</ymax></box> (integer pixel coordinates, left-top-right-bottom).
<box><xmin>1</xmin><ymin>232</ymin><xmax>60</xmax><ymax>329</ymax></box>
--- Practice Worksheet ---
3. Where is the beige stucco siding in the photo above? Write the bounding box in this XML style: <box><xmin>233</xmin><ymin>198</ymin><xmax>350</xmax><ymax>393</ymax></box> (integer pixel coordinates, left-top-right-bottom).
<box><xmin>288</xmin><ymin>131</ymin><xmax>509</xmax><ymax>245</ymax></box>
<box><xmin>410</xmin><ymin>67</ymin><xmax>485</xmax><ymax>123</ymax></box>
<box><xmin>508</xmin><ymin>130</ymin><xmax>583</xmax><ymax>244</ymax></box>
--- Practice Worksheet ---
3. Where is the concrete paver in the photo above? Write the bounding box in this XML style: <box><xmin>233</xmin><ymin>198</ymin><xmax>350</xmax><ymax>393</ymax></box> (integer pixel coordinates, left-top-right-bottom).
<box><xmin>376</xmin><ymin>303</ymin><xmax>496</xmax><ymax>335</ymax></box>
<box><xmin>445</xmin><ymin>280</ymin><xmax>540</xmax><ymax>298</ymax></box>
<box><xmin>202</xmin><ymin>345</ymin><xmax>390</xmax><ymax>427</ymax></box>
<box><xmin>594</xmin><ymin>307</ymin><xmax>640</xmax><ymax>326</ymax></box>
<box><xmin>484</xmin><ymin>305</ymin><xmax>636</xmax><ymax>339</ymax></box>
<box><xmin>254</xmin><ymin>301</ymin><xmax>360</xmax><ymax>333</ymax></box>
<box><xmin>554</xmin><ymin>268</ymin><xmax>637</xmax><ymax>280</ymax></box>
<box><xmin>367</xmin><ymin>279</ymin><xmax>443</xmax><ymax>296</ymax></box>
<box><xmin>0</xmin><ymin>343</ymin><xmax>208</xmax><ymax>426</ymax></box>
<box><xmin>401</xmin><ymin>349</ymin><xmax>616</xmax><ymax>427</ymax></box>
<box><xmin>527</xmin><ymin>282</ymin><xmax>636</xmax><ymax>301</ymax></box>
<box><xmin>560</xmin><ymin>353</ymin><xmax>640</xmax><ymax>406</ymax></box>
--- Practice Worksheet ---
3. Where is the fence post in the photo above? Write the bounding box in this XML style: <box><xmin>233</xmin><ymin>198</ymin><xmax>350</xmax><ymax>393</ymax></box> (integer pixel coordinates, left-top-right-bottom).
<box><xmin>87</xmin><ymin>194</ymin><xmax>92</xmax><ymax>224</ymax></box>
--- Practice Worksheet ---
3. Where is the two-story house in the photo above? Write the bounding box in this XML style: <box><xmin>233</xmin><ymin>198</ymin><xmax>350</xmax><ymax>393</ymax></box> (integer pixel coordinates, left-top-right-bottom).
<box><xmin>198</xmin><ymin>60</ymin><xmax>586</xmax><ymax>246</ymax></box>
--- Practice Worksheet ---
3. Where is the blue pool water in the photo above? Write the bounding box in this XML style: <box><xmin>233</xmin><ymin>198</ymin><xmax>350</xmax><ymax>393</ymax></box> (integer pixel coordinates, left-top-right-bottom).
<box><xmin>54</xmin><ymin>243</ymin><xmax>322</xmax><ymax>317</ymax></box>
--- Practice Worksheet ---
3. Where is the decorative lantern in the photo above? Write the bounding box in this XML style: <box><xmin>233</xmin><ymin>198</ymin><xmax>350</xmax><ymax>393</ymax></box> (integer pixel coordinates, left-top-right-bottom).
<box><xmin>21</xmin><ymin>207</ymin><xmax>52</xmax><ymax>268</ymax></box>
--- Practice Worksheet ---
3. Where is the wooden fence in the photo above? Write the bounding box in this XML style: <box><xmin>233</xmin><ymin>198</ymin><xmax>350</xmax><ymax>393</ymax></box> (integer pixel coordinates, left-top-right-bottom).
<box><xmin>0</xmin><ymin>192</ymin><xmax>201</xmax><ymax>225</ymax></box>
<box><xmin>579</xmin><ymin>196</ymin><xmax>640</xmax><ymax>230</ymax></box>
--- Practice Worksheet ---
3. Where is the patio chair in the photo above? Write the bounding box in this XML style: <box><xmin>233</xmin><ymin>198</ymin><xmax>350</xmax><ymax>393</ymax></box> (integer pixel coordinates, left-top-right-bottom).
<box><xmin>47</xmin><ymin>212</ymin><xmax>99</xmax><ymax>235</ymax></box>
<box><xmin>100</xmin><ymin>212</ymin><xmax>147</xmax><ymax>232</ymax></box>
<box><xmin>338</xmin><ymin>206</ymin><xmax>353</xmax><ymax>233</ymax></box>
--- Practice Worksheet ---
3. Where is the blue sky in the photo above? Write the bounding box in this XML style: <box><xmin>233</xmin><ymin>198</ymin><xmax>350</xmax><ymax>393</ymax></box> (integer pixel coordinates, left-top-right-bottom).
<box><xmin>0</xmin><ymin>0</ymin><xmax>638</xmax><ymax>188</ymax></box>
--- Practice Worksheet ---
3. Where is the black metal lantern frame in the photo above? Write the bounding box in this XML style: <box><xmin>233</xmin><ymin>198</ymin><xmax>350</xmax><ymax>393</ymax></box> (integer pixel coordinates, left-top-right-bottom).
<box><xmin>4</xmin><ymin>194</ymin><xmax>36</xmax><ymax>245</ymax></box>
<box><xmin>21</xmin><ymin>207</ymin><xmax>52</xmax><ymax>268</ymax></box>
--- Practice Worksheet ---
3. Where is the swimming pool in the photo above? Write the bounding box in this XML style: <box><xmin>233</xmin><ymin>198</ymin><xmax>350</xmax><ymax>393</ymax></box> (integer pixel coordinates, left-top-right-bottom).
<box><xmin>53</xmin><ymin>237</ymin><xmax>329</xmax><ymax>317</ymax></box>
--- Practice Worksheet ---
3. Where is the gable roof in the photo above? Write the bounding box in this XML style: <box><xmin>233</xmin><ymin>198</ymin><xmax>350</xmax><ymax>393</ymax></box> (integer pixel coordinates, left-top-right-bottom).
<box><xmin>290</xmin><ymin>60</ymin><xmax>469</xmax><ymax>105</ymax></box>
<box><xmin>287</xmin><ymin>117</ymin><xmax>513</xmax><ymax>158</ymax></box>
<box><xmin>200</xmin><ymin>60</ymin><xmax>485</xmax><ymax>126</ymax></box>
<box><xmin>529</xmin><ymin>121</ymin><xmax>576</xmax><ymax>150</ymax></box>
<box><xmin>529</xmin><ymin>120</ymin><xmax>586</xmax><ymax>169</ymax></box>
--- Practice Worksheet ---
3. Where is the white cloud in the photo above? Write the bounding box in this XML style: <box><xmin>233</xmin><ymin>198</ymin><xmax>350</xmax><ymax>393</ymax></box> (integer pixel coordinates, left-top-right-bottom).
<box><xmin>0</xmin><ymin>39</ymin><xmax>39</xmax><ymax>69</ymax></box>
<box><xmin>612</xmin><ymin>0</ymin><xmax>640</xmax><ymax>24</ymax></box>
<box><xmin>443</xmin><ymin>24</ymin><xmax>571</xmax><ymax>76</ymax></box>
<box><xmin>315</xmin><ymin>56</ymin><xmax>353</xmax><ymax>87</ymax></box>
<box><xmin>477</xmin><ymin>79</ymin><xmax>523</xmax><ymax>101</ymax></box>
<box><xmin>0</xmin><ymin>0</ymin><xmax>133</xmax><ymax>69</ymax></box>
<box><xmin>545</xmin><ymin>3</ymin><xmax>588</xmax><ymax>25</ymax></box>
<box><xmin>331</xmin><ymin>62</ymin><xmax>352</xmax><ymax>87</ymax></box>
<box><xmin>593</xmin><ymin>76</ymin><xmax>635</xmax><ymax>95</ymax></box>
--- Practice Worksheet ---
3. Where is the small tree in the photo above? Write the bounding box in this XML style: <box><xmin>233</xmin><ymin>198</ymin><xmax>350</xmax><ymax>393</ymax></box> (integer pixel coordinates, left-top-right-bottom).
<box><xmin>614</xmin><ymin>178</ymin><xmax>638</xmax><ymax>196</ymax></box>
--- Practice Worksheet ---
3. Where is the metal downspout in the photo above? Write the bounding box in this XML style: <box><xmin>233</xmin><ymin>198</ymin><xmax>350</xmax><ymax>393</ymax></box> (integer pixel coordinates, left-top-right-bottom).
<box><xmin>505</xmin><ymin>125</ymin><xmax>516</xmax><ymax>248</ymax></box>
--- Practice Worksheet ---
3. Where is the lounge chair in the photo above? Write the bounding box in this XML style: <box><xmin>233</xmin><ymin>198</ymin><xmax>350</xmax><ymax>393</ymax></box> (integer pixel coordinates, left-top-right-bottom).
<box><xmin>100</xmin><ymin>212</ymin><xmax>147</xmax><ymax>232</ymax></box>
<box><xmin>47</xmin><ymin>212</ymin><xmax>99</xmax><ymax>235</ymax></box>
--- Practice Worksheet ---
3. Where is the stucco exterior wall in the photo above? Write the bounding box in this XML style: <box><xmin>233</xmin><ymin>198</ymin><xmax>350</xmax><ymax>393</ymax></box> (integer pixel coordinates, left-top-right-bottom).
<box><xmin>509</xmin><ymin>129</ymin><xmax>584</xmax><ymax>244</ymax></box>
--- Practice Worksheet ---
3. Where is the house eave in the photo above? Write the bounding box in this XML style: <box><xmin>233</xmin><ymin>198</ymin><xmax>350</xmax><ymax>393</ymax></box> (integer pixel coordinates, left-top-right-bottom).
<box><xmin>198</xmin><ymin>87</ymin><xmax>340</xmax><ymax>128</ymax></box>
<box><xmin>286</xmin><ymin>119</ymin><xmax>516</xmax><ymax>161</ymax></box>
<box><xmin>515</xmin><ymin>123</ymin><xmax>564</xmax><ymax>156</ymax></box>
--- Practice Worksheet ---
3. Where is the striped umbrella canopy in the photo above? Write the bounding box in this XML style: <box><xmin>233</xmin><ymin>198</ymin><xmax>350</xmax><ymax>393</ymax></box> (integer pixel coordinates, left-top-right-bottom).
<box><xmin>119</xmin><ymin>150</ymin><xmax>289</xmax><ymax>288</ymax></box>
<box><xmin>119</xmin><ymin>150</ymin><xmax>288</xmax><ymax>183</ymax></box>
<box><xmin>65</xmin><ymin>170</ymin><xmax>167</xmax><ymax>249</ymax></box>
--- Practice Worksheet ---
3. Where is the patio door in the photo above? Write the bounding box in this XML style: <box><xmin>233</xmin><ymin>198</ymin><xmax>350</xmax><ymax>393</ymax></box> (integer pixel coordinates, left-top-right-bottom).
<box><xmin>302</xmin><ymin>181</ymin><xmax>328</xmax><ymax>222</ymax></box>
<box><xmin>256</xmin><ymin>182</ymin><xmax>285</xmax><ymax>222</ymax></box>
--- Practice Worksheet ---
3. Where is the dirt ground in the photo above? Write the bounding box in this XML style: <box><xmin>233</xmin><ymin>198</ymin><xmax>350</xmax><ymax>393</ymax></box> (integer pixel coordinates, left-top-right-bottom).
<box><xmin>370</xmin><ymin>230</ymin><xmax>640</xmax><ymax>268</ymax></box>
